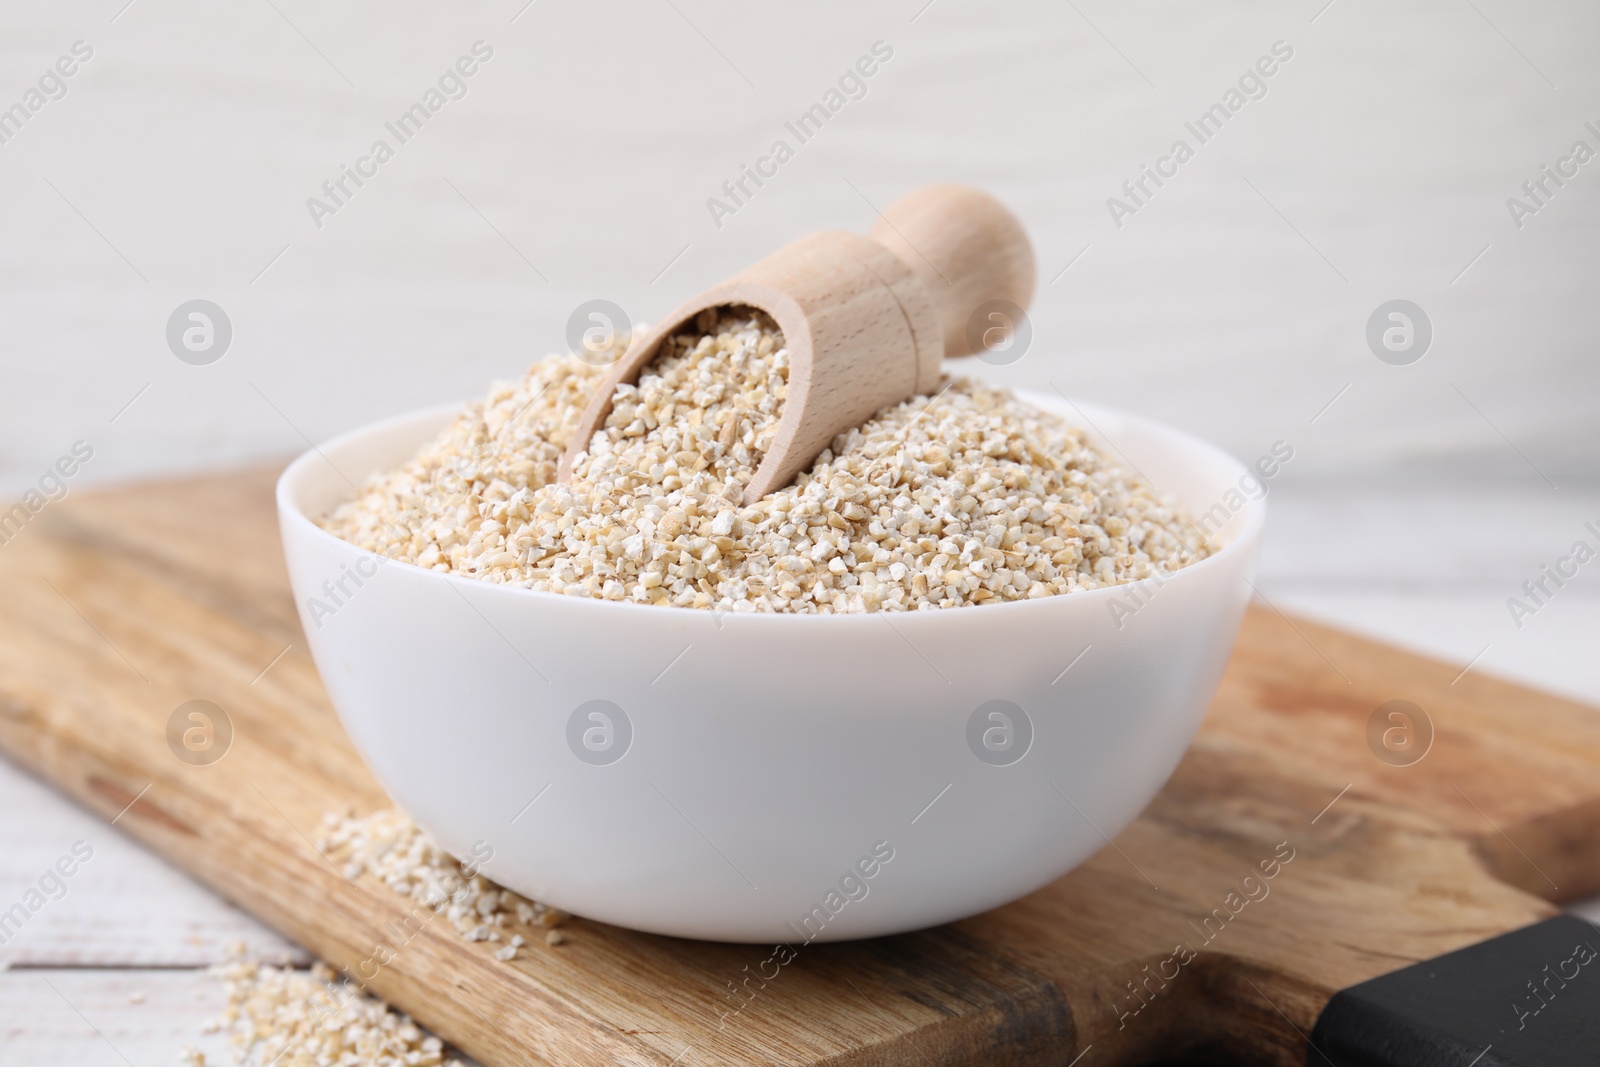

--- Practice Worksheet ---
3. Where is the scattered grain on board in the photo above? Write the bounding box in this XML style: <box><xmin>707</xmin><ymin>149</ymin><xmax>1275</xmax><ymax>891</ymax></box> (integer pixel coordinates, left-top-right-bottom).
<box><xmin>184</xmin><ymin>816</ymin><xmax>567</xmax><ymax>1065</ymax></box>
<box><xmin>322</xmin><ymin>308</ymin><xmax>1214</xmax><ymax>612</ymax></box>
<box><xmin>318</xmin><ymin>809</ymin><xmax>566</xmax><ymax>962</ymax></box>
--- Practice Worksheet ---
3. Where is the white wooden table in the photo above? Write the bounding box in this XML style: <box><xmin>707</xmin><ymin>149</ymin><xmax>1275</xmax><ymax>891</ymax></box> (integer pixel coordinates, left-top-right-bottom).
<box><xmin>3</xmin><ymin>0</ymin><xmax>1596</xmax><ymax>1056</ymax></box>
<box><xmin>3</xmin><ymin>472</ymin><xmax>1598</xmax><ymax>1063</ymax></box>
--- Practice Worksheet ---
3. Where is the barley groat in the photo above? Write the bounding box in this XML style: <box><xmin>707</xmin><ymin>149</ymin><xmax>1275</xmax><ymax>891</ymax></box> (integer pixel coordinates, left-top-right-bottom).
<box><xmin>321</xmin><ymin>309</ymin><xmax>1213</xmax><ymax>612</ymax></box>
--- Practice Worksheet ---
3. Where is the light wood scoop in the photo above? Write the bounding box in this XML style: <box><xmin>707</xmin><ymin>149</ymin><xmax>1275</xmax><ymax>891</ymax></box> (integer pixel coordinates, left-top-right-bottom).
<box><xmin>557</xmin><ymin>184</ymin><xmax>1035</xmax><ymax>504</ymax></box>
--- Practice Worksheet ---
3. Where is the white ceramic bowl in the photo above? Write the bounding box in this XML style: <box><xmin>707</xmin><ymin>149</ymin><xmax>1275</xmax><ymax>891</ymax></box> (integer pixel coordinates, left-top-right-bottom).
<box><xmin>277</xmin><ymin>391</ymin><xmax>1262</xmax><ymax>943</ymax></box>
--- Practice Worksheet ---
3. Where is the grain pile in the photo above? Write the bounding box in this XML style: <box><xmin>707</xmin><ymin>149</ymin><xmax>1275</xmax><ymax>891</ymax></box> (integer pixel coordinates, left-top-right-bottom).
<box><xmin>188</xmin><ymin>947</ymin><xmax>462</xmax><ymax>1067</ymax></box>
<box><xmin>184</xmin><ymin>813</ymin><xmax>563</xmax><ymax>1066</ymax></box>
<box><xmin>322</xmin><ymin>308</ymin><xmax>1213</xmax><ymax>612</ymax></box>
<box><xmin>318</xmin><ymin>809</ymin><xmax>566</xmax><ymax>961</ymax></box>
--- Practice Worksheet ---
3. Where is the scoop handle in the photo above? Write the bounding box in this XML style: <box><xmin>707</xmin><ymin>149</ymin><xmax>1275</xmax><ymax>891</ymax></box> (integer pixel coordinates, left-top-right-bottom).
<box><xmin>868</xmin><ymin>184</ymin><xmax>1036</xmax><ymax>359</ymax></box>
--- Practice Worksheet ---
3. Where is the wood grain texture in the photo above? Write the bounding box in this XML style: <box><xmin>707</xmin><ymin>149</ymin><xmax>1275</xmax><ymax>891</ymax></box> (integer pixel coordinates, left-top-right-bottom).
<box><xmin>0</xmin><ymin>466</ymin><xmax>1597</xmax><ymax>1066</ymax></box>
<box><xmin>0</xmin><ymin>757</ymin><xmax>305</xmax><ymax>968</ymax></box>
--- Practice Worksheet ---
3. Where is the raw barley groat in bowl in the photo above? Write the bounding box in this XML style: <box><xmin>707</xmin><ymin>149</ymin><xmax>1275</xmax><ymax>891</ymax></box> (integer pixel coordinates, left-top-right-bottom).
<box><xmin>320</xmin><ymin>308</ymin><xmax>1214</xmax><ymax>612</ymax></box>
<box><xmin>281</xmin><ymin>302</ymin><xmax>1261</xmax><ymax>941</ymax></box>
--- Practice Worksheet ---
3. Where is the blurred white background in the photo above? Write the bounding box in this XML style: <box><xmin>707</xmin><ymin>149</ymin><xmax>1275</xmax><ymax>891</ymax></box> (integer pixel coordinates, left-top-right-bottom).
<box><xmin>1</xmin><ymin>2</ymin><xmax>1598</xmax><ymax>1060</ymax></box>
<box><xmin>2</xmin><ymin>0</ymin><xmax>1595</xmax><ymax>484</ymax></box>
<box><xmin>2</xmin><ymin>0</ymin><xmax>1595</xmax><ymax>698</ymax></box>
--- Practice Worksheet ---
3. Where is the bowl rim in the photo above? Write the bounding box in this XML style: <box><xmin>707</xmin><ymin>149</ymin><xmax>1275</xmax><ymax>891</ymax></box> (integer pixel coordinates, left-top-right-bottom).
<box><xmin>277</xmin><ymin>389</ymin><xmax>1265</xmax><ymax>628</ymax></box>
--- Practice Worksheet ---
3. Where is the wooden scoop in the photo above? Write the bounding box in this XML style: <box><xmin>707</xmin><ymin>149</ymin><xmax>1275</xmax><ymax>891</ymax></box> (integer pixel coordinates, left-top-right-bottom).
<box><xmin>557</xmin><ymin>184</ymin><xmax>1035</xmax><ymax>504</ymax></box>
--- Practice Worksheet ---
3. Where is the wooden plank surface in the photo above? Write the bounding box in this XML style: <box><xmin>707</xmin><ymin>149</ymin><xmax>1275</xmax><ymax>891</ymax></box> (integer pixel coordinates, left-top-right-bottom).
<box><xmin>1</xmin><ymin>465</ymin><xmax>1598</xmax><ymax>1066</ymax></box>
<box><xmin>1</xmin><ymin>969</ymin><xmax>233</xmax><ymax>1067</ymax></box>
<box><xmin>0</xmin><ymin>750</ymin><xmax>305</xmax><ymax>971</ymax></box>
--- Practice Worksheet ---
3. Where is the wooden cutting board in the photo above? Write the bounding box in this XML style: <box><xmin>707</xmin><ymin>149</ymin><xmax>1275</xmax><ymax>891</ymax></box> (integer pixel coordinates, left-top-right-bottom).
<box><xmin>1</xmin><ymin>465</ymin><xmax>1597</xmax><ymax>1066</ymax></box>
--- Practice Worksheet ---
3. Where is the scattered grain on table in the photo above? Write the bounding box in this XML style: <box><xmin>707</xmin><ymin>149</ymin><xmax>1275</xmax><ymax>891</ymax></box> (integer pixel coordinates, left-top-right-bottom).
<box><xmin>191</xmin><ymin>944</ymin><xmax>462</xmax><ymax>1067</ymax></box>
